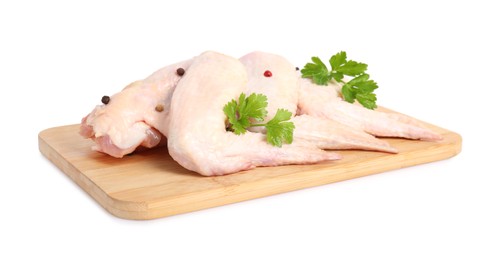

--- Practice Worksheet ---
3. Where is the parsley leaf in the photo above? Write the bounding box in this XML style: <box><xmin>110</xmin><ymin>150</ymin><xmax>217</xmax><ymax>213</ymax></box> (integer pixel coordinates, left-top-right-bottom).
<box><xmin>301</xmin><ymin>57</ymin><xmax>331</xmax><ymax>85</ymax></box>
<box><xmin>336</xmin><ymin>60</ymin><xmax>367</xmax><ymax>76</ymax></box>
<box><xmin>223</xmin><ymin>93</ymin><xmax>295</xmax><ymax>147</ymax></box>
<box><xmin>223</xmin><ymin>98</ymin><xmax>246</xmax><ymax>134</ymax></box>
<box><xmin>223</xmin><ymin>93</ymin><xmax>269</xmax><ymax>134</ymax></box>
<box><xmin>342</xmin><ymin>74</ymin><xmax>378</xmax><ymax>109</ymax></box>
<box><xmin>265</xmin><ymin>109</ymin><xmax>295</xmax><ymax>147</ymax></box>
<box><xmin>329</xmin><ymin>51</ymin><xmax>347</xmax><ymax>71</ymax></box>
<box><xmin>238</xmin><ymin>93</ymin><xmax>268</xmax><ymax>122</ymax></box>
<box><xmin>301</xmin><ymin>51</ymin><xmax>378</xmax><ymax>109</ymax></box>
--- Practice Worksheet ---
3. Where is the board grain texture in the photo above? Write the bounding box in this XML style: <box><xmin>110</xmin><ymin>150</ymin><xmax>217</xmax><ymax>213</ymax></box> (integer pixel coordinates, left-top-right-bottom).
<box><xmin>39</xmin><ymin>109</ymin><xmax>461</xmax><ymax>220</ymax></box>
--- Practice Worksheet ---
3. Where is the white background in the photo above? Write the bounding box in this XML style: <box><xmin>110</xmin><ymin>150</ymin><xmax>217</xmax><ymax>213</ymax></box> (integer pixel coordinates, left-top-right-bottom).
<box><xmin>1</xmin><ymin>0</ymin><xmax>485</xmax><ymax>259</ymax></box>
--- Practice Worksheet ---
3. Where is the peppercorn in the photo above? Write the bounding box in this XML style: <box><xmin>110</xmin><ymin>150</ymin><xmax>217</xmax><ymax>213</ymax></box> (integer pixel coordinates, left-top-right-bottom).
<box><xmin>264</xmin><ymin>70</ymin><xmax>272</xmax><ymax>77</ymax></box>
<box><xmin>101</xmin><ymin>95</ymin><xmax>110</xmax><ymax>105</ymax></box>
<box><xmin>155</xmin><ymin>104</ymin><xmax>164</xmax><ymax>112</ymax></box>
<box><xmin>295</xmin><ymin>67</ymin><xmax>299</xmax><ymax>71</ymax></box>
<box><xmin>176</xmin><ymin>68</ymin><xmax>185</xmax><ymax>76</ymax></box>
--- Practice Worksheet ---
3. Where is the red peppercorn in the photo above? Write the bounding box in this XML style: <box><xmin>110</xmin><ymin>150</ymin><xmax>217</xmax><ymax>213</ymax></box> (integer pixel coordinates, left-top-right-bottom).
<box><xmin>176</xmin><ymin>68</ymin><xmax>185</xmax><ymax>76</ymax></box>
<box><xmin>264</xmin><ymin>70</ymin><xmax>272</xmax><ymax>77</ymax></box>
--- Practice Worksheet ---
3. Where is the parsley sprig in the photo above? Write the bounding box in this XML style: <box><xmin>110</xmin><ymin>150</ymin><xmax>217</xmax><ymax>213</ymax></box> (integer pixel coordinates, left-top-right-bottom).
<box><xmin>301</xmin><ymin>51</ymin><xmax>378</xmax><ymax>109</ymax></box>
<box><xmin>223</xmin><ymin>93</ymin><xmax>295</xmax><ymax>147</ymax></box>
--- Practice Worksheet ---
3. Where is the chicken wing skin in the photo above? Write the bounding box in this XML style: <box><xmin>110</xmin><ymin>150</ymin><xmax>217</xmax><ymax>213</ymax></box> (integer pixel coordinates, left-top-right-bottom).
<box><xmin>79</xmin><ymin>49</ymin><xmax>440</xmax><ymax>175</ymax></box>
<box><xmin>239</xmin><ymin>51</ymin><xmax>396</xmax><ymax>153</ymax></box>
<box><xmin>298</xmin><ymin>78</ymin><xmax>443</xmax><ymax>141</ymax></box>
<box><xmin>167</xmin><ymin>51</ymin><xmax>339</xmax><ymax>176</ymax></box>
<box><xmin>80</xmin><ymin>59</ymin><xmax>193</xmax><ymax>157</ymax></box>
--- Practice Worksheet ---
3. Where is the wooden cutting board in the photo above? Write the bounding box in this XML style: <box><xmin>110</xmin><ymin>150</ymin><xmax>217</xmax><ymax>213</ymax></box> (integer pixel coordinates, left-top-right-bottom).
<box><xmin>38</xmin><ymin>109</ymin><xmax>461</xmax><ymax>220</ymax></box>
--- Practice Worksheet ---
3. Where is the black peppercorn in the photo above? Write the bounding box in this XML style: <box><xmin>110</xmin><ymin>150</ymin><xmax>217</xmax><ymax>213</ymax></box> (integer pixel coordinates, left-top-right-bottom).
<box><xmin>101</xmin><ymin>95</ymin><xmax>110</xmax><ymax>105</ymax></box>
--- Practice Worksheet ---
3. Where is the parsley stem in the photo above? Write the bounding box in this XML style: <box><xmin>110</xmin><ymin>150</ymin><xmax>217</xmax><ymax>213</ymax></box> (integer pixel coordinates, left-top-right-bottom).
<box><xmin>249</xmin><ymin>123</ymin><xmax>267</xmax><ymax>127</ymax></box>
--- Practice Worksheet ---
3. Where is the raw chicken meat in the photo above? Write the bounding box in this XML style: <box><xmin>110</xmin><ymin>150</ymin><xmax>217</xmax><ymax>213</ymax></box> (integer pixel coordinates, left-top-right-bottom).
<box><xmin>79</xmin><ymin>50</ymin><xmax>442</xmax><ymax>176</ymax></box>
<box><xmin>167</xmin><ymin>51</ymin><xmax>340</xmax><ymax>176</ymax></box>
<box><xmin>238</xmin><ymin>51</ymin><xmax>299</xmax><ymax>121</ymax></box>
<box><xmin>80</xmin><ymin>59</ymin><xmax>193</xmax><ymax>157</ymax></box>
<box><xmin>298</xmin><ymin>78</ymin><xmax>443</xmax><ymax>141</ymax></box>
<box><xmin>239</xmin><ymin>51</ymin><xmax>397</xmax><ymax>153</ymax></box>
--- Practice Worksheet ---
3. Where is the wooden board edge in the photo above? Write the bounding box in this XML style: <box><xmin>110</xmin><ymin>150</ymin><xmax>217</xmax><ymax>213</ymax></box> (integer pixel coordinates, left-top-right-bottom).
<box><xmin>139</xmin><ymin>131</ymin><xmax>463</xmax><ymax>220</ymax></box>
<box><xmin>38</xmin><ymin>126</ymin><xmax>463</xmax><ymax>220</ymax></box>
<box><xmin>38</xmin><ymin>128</ymin><xmax>153</xmax><ymax>220</ymax></box>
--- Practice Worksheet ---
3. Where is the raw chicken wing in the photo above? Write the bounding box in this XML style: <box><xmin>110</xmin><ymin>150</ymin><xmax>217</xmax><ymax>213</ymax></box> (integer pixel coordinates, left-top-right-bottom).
<box><xmin>239</xmin><ymin>51</ymin><xmax>397</xmax><ymax>153</ymax></box>
<box><xmin>80</xmin><ymin>59</ymin><xmax>193</xmax><ymax>157</ymax></box>
<box><xmin>298</xmin><ymin>78</ymin><xmax>443</xmax><ymax>141</ymax></box>
<box><xmin>167</xmin><ymin>51</ymin><xmax>340</xmax><ymax>176</ymax></box>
